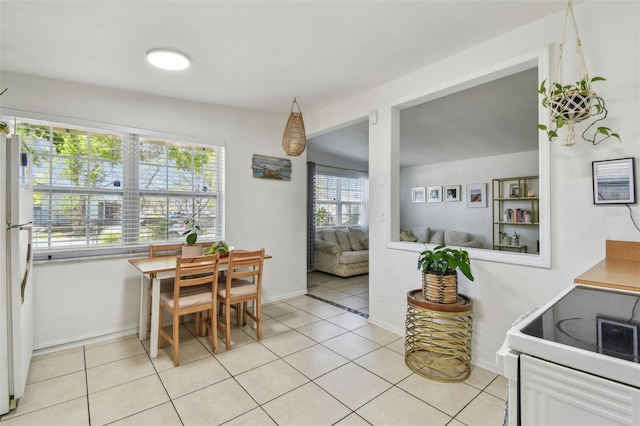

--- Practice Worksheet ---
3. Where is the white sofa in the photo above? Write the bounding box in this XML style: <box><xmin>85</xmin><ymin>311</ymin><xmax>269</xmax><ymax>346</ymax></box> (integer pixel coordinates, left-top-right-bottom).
<box><xmin>314</xmin><ymin>227</ymin><xmax>369</xmax><ymax>277</ymax></box>
<box><xmin>400</xmin><ymin>226</ymin><xmax>482</xmax><ymax>248</ymax></box>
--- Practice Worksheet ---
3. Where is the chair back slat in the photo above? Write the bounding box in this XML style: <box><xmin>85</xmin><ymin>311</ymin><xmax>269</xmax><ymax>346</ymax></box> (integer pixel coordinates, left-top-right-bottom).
<box><xmin>175</xmin><ymin>254</ymin><xmax>220</xmax><ymax>292</ymax></box>
<box><xmin>226</xmin><ymin>249</ymin><xmax>265</xmax><ymax>285</ymax></box>
<box><xmin>149</xmin><ymin>243</ymin><xmax>182</xmax><ymax>258</ymax></box>
<box><xmin>150</xmin><ymin>241</ymin><xmax>216</xmax><ymax>258</ymax></box>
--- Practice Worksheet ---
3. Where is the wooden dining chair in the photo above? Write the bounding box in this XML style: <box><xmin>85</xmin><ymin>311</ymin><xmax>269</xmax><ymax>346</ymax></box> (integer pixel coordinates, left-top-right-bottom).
<box><xmin>158</xmin><ymin>253</ymin><xmax>220</xmax><ymax>366</ymax></box>
<box><xmin>209</xmin><ymin>249</ymin><xmax>265</xmax><ymax>351</ymax></box>
<box><xmin>146</xmin><ymin>244</ymin><xmax>182</xmax><ymax>332</ymax></box>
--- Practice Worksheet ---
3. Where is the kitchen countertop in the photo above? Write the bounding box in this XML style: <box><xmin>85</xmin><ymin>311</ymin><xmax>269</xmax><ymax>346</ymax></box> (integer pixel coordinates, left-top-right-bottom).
<box><xmin>574</xmin><ymin>240</ymin><xmax>640</xmax><ymax>293</ymax></box>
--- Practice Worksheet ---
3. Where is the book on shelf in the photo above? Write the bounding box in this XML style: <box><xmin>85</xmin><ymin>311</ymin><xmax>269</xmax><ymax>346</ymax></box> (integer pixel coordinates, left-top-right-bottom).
<box><xmin>503</xmin><ymin>209</ymin><xmax>530</xmax><ymax>223</ymax></box>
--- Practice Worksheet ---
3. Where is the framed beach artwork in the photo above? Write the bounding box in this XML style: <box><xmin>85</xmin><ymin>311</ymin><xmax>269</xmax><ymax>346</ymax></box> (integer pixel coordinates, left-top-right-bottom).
<box><xmin>252</xmin><ymin>154</ymin><xmax>292</xmax><ymax>181</ymax></box>
<box><xmin>444</xmin><ymin>185</ymin><xmax>461</xmax><ymax>202</ymax></box>
<box><xmin>427</xmin><ymin>186</ymin><xmax>442</xmax><ymax>203</ymax></box>
<box><xmin>411</xmin><ymin>187</ymin><xmax>426</xmax><ymax>203</ymax></box>
<box><xmin>466</xmin><ymin>183</ymin><xmax>486</xmax><ymax>208</ymax></box>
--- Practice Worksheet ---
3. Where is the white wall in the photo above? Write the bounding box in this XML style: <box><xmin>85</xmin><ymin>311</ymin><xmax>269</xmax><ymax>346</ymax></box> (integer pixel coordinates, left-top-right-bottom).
<box><xmin>1</xmin><ymin>73</ymin><xmax>308</xmax><ymax>349</ymax></box>
<box><xmin>306</xmin><ymin>1</ymin><xmax>640</xmax><ymax>373</ymax></box>
<box><xmin>400</xmin><ymin>150</ymin><xmax>539</xmax><ymax>249</ymax></box>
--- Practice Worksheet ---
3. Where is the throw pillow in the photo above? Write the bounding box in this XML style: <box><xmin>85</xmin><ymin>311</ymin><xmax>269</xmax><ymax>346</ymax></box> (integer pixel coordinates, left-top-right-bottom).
<box><xmin>360</xmin><ymin>236</ymin><xmax>369</xmax><ymax>249</ymax></box>
<box><xmin>445</xmin><ymin>231</ymin><xmax>471</xmax><ymax>246</ymax></box>
<box><xmin>335</xmin><ymin>229</ymin><xmax>353</xmax><ymax>251</ymax></box>
<box><xmin>321</xmin><ymin>229</ymin><xmax>339</xmax><ymax>245</ymax></box>
<box><xmin>400</xmin><ymin>230</ymin><xmax>418</xmax><ymax>242</ymax></box>
<box><xmin>348</xmin><ymin>227</ymin><xmax>366</xmax><ymax>250</ymax></box>
<box><xmin>429</xmin><ymin>229</ymin><xmax>444</xmax><ymax>244</ymax></box>
<box><xmin>411</xmin><ymin>227</ymin><xmax>430</xmax><ymax>243</ymax></box>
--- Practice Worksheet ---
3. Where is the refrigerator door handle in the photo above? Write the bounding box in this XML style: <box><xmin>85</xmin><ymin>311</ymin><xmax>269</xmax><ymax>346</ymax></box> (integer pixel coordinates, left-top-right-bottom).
<box><xmin>19</xmin><ymin>226</ymin><xmax>33</xmax><ymax>305</ymax></box>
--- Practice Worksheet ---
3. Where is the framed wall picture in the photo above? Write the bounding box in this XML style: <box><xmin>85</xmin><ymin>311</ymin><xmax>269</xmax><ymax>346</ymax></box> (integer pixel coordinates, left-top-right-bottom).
<box><xmin>509</xmin><ymin>183</ymin><xmax>520</xmax><ymax>198</ymax></box>
<box><xmin>411</xmin><ymin>187</ymin><xmax>426</xmax><ymax>203</ymax></box>
<box><xmin>427</xmin><ymin>186</ymin><xmax>442</xmax><ymax>202</ymax></box>
<box><xmin>444</xmin><ymin>185</ymin><xmax>461</xmax><ymax>202</ymax></box>
<box><xmin>592</xmin><ymin>157</ymin><xmax>636</xmax><ymax>204</ymax></box>
<box><xmin>252</xmin><ymin>154</ymin><xmax>292</xmax><ymax>181</ymax></box>
<box><xmin>466</xmin><ymin>183</ymin><xmax>486</xmax><ymax>208</ymax></box>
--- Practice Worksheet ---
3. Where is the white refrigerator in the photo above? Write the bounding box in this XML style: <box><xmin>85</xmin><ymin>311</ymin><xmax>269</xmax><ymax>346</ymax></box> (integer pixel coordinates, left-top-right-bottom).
<box><xmin>0</xmin><ymin>134</ymin><xmax>34</xmax><ymax>414</ymax></box>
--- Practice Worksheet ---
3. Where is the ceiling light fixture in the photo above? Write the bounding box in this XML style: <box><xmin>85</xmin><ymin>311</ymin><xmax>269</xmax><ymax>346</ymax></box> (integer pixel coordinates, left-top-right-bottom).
<box><xmin>146</xmin><ymin>49</ymin><xmax>190</xmax><ymax>71</ymax></box>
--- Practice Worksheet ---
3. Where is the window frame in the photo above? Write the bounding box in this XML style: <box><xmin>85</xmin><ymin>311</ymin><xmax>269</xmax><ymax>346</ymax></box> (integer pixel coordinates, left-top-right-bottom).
<box><xmin>314</xmin><ymin>166</ymin><xmax>368</xmax><ymax>228</ymax></box>
<box><xmin>2</xmin><ymin>112</ymin><xmax>225</xmax><ymax>260</ymax></box>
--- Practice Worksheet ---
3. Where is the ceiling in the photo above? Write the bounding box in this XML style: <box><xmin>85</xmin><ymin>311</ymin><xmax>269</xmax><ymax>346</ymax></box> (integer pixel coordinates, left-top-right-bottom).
<box><xmin>1</xmin><ymin>1</ymin><xmax>566</xmax><ymax>115</ymax></box>
<box><xmin>1</xmin><ymin>1</ymin><xmax>562</xmax><ymax>166</ymax></box>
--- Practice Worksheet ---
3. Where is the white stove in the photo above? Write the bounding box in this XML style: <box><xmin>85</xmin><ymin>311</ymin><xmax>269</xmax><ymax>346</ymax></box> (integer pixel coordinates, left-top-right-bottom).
<box><xmin>497</xmin><ymin>284</ymin><xmax>640</xmax><ymax>426</ymax></box>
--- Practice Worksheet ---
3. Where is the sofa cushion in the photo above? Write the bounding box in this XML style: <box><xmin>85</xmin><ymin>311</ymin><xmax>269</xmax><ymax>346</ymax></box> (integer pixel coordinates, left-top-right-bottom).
<box><xmin>360</xmin><ymin>236</ymin><xmax>369</xmax><ymax>249</ymax></box>
<box><xmin>339</xmin><ymin>250</ymin><xmax>369</xmax><ymax>264</ymax></box>
<box><xmin>335</xmin><ymin>229</ymin><xmax>353</xmax><ymax>251</ymax></box>
<box><xmin>445</xmin><ymin>230</ymin><xmax>471</xmax><ymax>246</ymax></box>
<box><xmin>347</xmin><ymin>227</ymin><xmax>366</xmax><ymax>250</ymax></box>
<box><xmin>321</xmin><ymin>229</ymin><xmax>339</xmax><ymax>245</ymax></box>
<box><xmin>400</xmin><ymin>230</ymin><xmax>418</xmax><ymax>242</ymax></box>
<box><xmin>316</xmin><ymin>238</ymin><xmax>341</xmax><ymax>254</ymax></box>
<box><xmin>429</xmin><ymin>229</ymin><xmax>444</xmax><ymax>244</ymax></box>
<box><xmin>411</xmin><ymin>227</ymin><xmax>430</xmax><ymax>243</ymax></box>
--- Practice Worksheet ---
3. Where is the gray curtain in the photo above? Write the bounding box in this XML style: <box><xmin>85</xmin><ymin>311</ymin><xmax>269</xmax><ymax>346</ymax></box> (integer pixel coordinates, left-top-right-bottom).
<box><xmin>307</xmin><ymin>161</ymin><xmax>316</xmax><ymax>271</ymax></box>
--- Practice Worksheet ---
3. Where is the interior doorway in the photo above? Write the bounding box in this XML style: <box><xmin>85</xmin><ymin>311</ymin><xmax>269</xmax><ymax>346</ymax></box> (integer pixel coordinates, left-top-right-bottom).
<box><xmin>306</xmin><ymin>119</ymin><xmax>370</xmax><ymax>317</ymax></box>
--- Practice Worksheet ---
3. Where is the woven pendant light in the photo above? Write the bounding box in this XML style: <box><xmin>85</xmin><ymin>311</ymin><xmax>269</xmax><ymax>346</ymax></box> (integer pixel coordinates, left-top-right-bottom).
<box><xmin>282</xmin><ymin>98</ymin><xmax>307</xmax><ymax>156</ymax></box>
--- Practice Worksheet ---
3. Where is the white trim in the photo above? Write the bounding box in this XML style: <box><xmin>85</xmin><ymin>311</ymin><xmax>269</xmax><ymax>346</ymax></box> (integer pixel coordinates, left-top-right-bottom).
<box><xmin>387</xmin><ymin>46</ymin><xmax>551</xmax><ymax>268</ymax></box>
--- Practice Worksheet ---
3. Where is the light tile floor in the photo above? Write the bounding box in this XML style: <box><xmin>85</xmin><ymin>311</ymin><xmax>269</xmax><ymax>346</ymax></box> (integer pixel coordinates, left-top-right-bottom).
<box><xmin>1</xmin><ymin>278</ymin><xmax>507</xmax><ymax>426</ymax></box>
<box><xmin>307</xmin><ymin>271</ymin><xmax>370</xmax><ymax>317</ymax></box>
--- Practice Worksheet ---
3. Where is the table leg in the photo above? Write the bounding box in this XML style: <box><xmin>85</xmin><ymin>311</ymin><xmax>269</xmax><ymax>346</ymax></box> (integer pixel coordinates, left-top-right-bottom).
<box><xmin>138</xmin><ymin>275</ymin><xmax>149</xmax><ymax>340</ymax></box>
<box><xmin>149</xmin><ymin>275</ymin><xmax>161</xmax><ymax>358</ymax></box>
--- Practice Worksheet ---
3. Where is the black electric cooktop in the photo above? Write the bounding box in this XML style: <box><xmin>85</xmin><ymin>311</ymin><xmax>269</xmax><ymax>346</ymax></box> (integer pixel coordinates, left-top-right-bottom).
<box><xmin>521</xmin><ymin>286</ymin><xmax>640</xmax><ymax>363</ymax></box>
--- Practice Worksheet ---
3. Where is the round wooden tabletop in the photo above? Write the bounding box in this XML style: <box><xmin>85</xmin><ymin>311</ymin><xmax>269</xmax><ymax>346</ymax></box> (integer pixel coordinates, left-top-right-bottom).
<box><xmin>407</xmin><ymin>289</ymin><xmax>473</xmax><ymax>312</ymax></box>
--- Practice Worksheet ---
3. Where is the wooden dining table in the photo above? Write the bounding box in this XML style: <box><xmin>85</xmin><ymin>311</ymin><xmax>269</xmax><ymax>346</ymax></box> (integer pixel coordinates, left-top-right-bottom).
<box><xmin>128</xmin><ymin>250</ymin><xmax>270</xmax><ymax>358</ymax></box>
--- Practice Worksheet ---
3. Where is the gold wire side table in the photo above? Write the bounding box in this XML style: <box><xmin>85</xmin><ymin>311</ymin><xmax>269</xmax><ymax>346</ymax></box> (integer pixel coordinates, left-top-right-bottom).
<box><xmin>405</xmin><ymin>289</ymin><xmax>473</xmax><ymax>382</ymax></box>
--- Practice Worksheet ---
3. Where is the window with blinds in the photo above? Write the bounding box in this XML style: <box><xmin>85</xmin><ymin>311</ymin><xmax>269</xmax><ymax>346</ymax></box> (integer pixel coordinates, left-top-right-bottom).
<box><xmin>315</xmin><ymin>167</ymin><xmax>367</xmax><ymax>227</ymax></box>
<box><xmin>11</xmin><ymin>117</ymin><xmax>224</xmax><ymax>257</ymax></box>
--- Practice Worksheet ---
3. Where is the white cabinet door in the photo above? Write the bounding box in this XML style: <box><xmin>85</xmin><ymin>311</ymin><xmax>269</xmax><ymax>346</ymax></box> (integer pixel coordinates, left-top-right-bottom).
<box><xmin>520</xmin><ymin>354</ymin><xmax>640</xmax><ymax>426</ymax></box>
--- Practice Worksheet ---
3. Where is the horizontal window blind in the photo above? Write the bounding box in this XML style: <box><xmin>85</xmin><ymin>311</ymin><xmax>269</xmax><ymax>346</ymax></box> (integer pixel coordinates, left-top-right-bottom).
<box><xmin>6</xmin><ymin>116</ymin><xmax>225</xmax><ymax>258</ymax></box>
<box><xmin>315</xmin><ymin>166</ymin><xmax>367</xmax><ymax>228</ymax></box>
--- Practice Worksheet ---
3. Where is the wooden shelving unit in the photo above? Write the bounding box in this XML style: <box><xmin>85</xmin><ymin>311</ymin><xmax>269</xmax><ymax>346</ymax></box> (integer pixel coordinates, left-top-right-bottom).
<box><xmin>492</xmin><ymin>176</ymin><xmax>539</xmax><ymax>253</ymax></box>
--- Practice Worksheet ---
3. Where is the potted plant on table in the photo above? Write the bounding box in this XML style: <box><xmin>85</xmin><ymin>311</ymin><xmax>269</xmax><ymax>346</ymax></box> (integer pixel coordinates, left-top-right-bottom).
<box><xmin>417</xmin><ymin>244</ymin><xmax>474</xmax><ymax>304</ymax></box>
<box><xmin>512</xmin><ymin>231</ymin><xmax>520</xmax><ymax>247</ymax></box>
<box><xmin>181</xmin><ymin>215</ymin><xmax>202</xmax><ymax>257</ymax></box>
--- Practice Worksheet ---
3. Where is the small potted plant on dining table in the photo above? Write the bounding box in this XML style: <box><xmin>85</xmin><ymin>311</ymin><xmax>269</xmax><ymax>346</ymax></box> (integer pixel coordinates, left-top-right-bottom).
<box><xmin>181</xmin><ymin>215</ymin><xmax>202</xmax><ymax>257</ymax></box>
<box><xmin>417</xmin><ymin>244</ymin><xmax>474</xmax><ymax>304</ymax></box>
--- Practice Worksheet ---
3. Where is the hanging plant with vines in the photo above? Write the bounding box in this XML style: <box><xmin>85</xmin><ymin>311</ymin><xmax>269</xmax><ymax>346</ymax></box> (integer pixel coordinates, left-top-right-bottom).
<box><xmin>537</xmin><ymin>0</ymin><xmax>621</xmax><ymax>146</ymax></box>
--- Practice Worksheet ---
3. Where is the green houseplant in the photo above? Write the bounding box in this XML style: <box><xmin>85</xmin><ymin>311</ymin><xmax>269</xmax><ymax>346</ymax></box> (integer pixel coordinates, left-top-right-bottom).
<box><xmin>0</xmin><ymin>88</ymin><xmax>8</xmax><ymax>135</ymax></box>
<box><xmin>498</xmin><ymin>231</ymin><xmax>511</xmax><ymax>246</ymax></box>
<box><xmin>537</xmin><ymin>77</ymin><xmax>620</xmax><ymax>146</ymax></box>
<box><xmin>417</xmin><ymin>244</ymin><xmax>474</xmax><ymax>304</ymax></box>
<box><xmin>181</xmin><ymin>215</ymin><xmax>202</xmax><ymax>257</ymax></box>
<box><xmin>0</xmin><ymin>121</ymin><xmax>10</xmax><ymax>136</ymax></box>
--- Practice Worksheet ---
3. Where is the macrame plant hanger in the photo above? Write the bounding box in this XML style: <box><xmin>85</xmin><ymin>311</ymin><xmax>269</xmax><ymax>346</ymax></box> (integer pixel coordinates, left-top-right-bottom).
<box><xmin>549</xmin><ymin>0</ymin><xmax>593</xmax><ymax>146</ymax></box>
